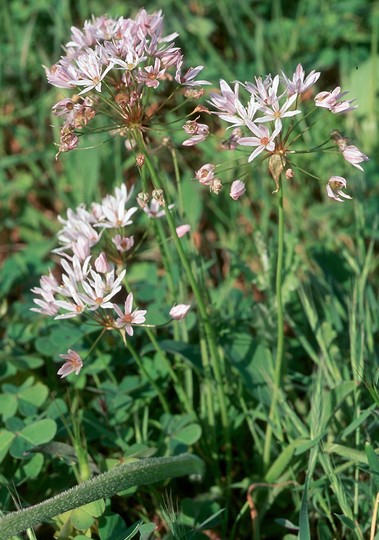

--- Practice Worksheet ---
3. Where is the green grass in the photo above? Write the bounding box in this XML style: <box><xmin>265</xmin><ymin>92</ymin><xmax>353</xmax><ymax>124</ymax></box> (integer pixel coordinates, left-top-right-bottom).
<box><xmin>0</xmin><ymin>0</ymin><xmax>378</xmax><ymax>539</ymax></box>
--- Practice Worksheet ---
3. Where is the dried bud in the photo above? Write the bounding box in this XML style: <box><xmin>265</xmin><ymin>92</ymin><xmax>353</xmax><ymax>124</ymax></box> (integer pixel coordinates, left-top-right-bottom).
<box><xmin>152</xmin><ymin>189</ymin><xmax>165</xmax><ymax>205</ymax></box>
<box><xmin>136</xmin><ymin>153</ymin><xmax>145</xmax><ymax>167</ymax></box>
<box><xmin>285</xmin><ymin>168</ymin><xmax>294</xmax><ymax>180</ymax></box>
<box><xmin>210</xmin><ymin>178</ymin><xmax>222</xmax><ymax>194</ymax></box>
<box><xmin>268</xmin><ymin>154</ymin><xmax>285</xmax><ymax>193</ymax></box>
<box><xmin>184</xmin><ymin>88</ymin><xmax>205</xmax><ymax>99</ymax></box>
<box><xmin>137</xmin><ymin>192</ymin><xmax>150</xmax><ymax>209</ymax></box>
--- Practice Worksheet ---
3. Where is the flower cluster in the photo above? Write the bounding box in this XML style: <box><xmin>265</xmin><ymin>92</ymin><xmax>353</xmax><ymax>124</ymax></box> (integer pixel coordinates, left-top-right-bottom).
<box><xmin>46</xmin><ymin>9</ymin><xmax>209</xmax><ymax>156</ymax></box>
<box><xmin>31</xmin><ymin>183</ymin><xmax>190</xmax><ymax>377</ymax></box>
<box><xmin>192</xmin><ymin>64</ymin><xmax>368</xmax><ymax>201</ymax></box>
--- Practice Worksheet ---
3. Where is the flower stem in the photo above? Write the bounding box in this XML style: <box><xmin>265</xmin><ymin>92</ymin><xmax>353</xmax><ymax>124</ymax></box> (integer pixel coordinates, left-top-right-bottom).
<box><xmin>126</xmin><ymin>339</ymin><xmax>171</xmax><ymax>414</ymax></box>
<box><xmin>137</xmin><ymin>136</ymin><xmax>231</xmax><ymax>486</ymax></box>
<box><xmin>0</xmin><ymin>454</ymin><xmax>204</xmax><ymax>539</ymax></box>
<box><xmin>263</xmin><ymin>175</ymin><xmax>285</xmax><ymax>470</ymax></box>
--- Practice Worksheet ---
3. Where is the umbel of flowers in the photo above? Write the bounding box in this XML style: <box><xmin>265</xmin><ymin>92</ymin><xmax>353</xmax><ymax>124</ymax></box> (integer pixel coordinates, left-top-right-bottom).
<box><xmin>31</xmin><ymin>184</ymin><xmax>190</xmax><ymax>377</ymax></box>
<box><xmin>191</xmin><ymin>64</ymin><xmax>368</xmax><ymax>199</ymax></box>
<box><xmin>45</xmin><ymin>9</ymin><xmax>208</xmax><ymax>156</ymax></box>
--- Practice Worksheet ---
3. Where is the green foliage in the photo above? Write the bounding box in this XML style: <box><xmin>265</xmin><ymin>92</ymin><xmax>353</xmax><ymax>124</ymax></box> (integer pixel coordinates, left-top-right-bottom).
<box><xmin>0</xmin><ymin>0</ymin><xmax>378</xmax><ymax>539</ymax></box>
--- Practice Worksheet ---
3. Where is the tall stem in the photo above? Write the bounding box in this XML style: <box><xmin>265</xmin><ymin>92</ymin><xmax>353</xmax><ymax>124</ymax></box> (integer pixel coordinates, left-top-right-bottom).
<box><xmin>136</xmin><ymin>135</ymin><xmax>231</xmax><ymax>485</ymax></box>
<box><xmin>263</xmin><ymin>176</ymin><xmax>285</xmax><ymax>469</ymax></box>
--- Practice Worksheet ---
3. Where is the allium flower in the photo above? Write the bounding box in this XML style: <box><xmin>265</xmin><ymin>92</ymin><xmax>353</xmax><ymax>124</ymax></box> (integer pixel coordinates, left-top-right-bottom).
<box><xmin>326</xmin><ymin>176</ymin><xmax>352</xmax><ymax>202</ymax></box>
<box><xmin>230</xmin><ymin>180</ymin><xmax>246</xmax><ymax>200</ymax></box>
<box><xmin>69</xmin><ymin>49</ymin><xmax>114</xmax><ymax>94</ymax></box>
<box><xmin>182</xmin><ymin>120</ymin><xmax>209</xmax><ymax>146</ymax></box>
<box><xmin>238</xmin><ymin>121</ymin><xmax>281</xmax><ymax>162</ymax></box>
<box><xmin>46</xmin><ymin>10</ymin><xmax>209</xmax><ymax>154</ymax></box>
<box><xmin>94</xmin><ymin>252</ymin><xmax>112</xmax><ymax>273</ymax></box>
<box><xmin>143</xmin><ymin>199</ymin><xmax>175</xmax><ymax>218</ymax></box>
<box><xmin>79</xmin><ymin>268</ymin><xmax>126</xmax><ymax>310</ymax></box>
<box><xmin>58</xmin><ymin>349</ymin><xmax>83</xmax><ymax>378</ymax></box>
<box><xmin>112</xmin><ymin>234</ymin><xmax>135</xmax><ymax>252</ymax></box>
<box><xmin>281</xmin><ymin>63</ymin><xmax>320</xmax><ymax>97</ymax></box>
<box><xmin>176</xmin><ymin>224</ymin><xmax>191</xmax><ymax>238</ymax></box>
<box><xmin>315</xmin><ymin>87</ymin><xmax>357</xmax><ymax>113</ymax></box>
<box><xmin>255</xmin><ymin>93</ymin><xmax>300</xmax><ymax>131</ymax></box>
<box><xmin>113</xmin><ymin>292</ymin><xmax>147</xmax><ymax>336</ymax></box>
<box><xmin>195</xmin><ymin>164</ymin><xmax>216</xmax><ymax>186</ymax></box>
<box><xmin>342</xmin><ymin>144</ymin><xmax>369</xmax><ymax>171</ymax></box>
<box><xmin>169</xmin><ymin>304</ymin><xmax>191</xmax><ymax>320</ymax></box>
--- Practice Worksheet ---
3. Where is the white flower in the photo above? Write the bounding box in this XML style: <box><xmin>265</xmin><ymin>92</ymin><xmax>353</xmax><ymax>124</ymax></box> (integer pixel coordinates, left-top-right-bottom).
<box><xmin>238</xmin><ymin>121</ymin><xmax>281</xmax><ymax>162</ymax></box>
<box><xmin>113</xmin><ymin>292</ymin><xmax>147</xmax><ymax>336</ymax></box>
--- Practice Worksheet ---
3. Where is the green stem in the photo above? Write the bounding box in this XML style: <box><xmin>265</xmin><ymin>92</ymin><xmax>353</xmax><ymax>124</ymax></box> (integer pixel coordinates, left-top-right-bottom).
<box><xmin>137</xmin><ymin>137</ymin><xmax>231</xmax><ymax>485</ymax></box>
<box><xmin>145</xmin><ymin>327</ymin><xmax>194</xmax><ymax>416</ymax></box>
<box><xmin>263</xmin><ymin>176</ymin><xmax>285</xmax><ymax>469</ymax></box>
<box><xmin>0</xmin><ymin>454</ymin><xmax>204</xmax><ymax>539</ymax></box>
<box><xmin>126</xmin><ymin>339</ymin><xmax>171</xmax><ymax>414</ymax></box>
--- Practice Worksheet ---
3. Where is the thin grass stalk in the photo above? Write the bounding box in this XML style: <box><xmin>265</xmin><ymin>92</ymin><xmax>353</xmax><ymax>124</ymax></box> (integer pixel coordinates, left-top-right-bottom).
<box><xmin>263</xmin><ymin>175</ymin><xmax>285</xmax><ymax>469</ymax></box>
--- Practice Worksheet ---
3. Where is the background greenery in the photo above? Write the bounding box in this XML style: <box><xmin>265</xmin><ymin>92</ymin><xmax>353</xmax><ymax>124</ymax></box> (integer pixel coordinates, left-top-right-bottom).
<box><xmin>1</xmin><ymin>0</ymin><xmax>378</xmax><ymax>539</ymax></box>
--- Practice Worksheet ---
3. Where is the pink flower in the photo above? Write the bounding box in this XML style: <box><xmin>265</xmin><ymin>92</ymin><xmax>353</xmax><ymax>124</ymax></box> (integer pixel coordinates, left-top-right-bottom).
<box><xmin>94</xmin><ymin>252</ymin><xmax>112</xmax><ymax>273</ymax></box>
<box><xmin>342</xmin><ymin>144</ymin><xmax>369</xmax><ymax>171</ymax></box>
<box><xmin>182</xmin><ymin>120</ymin><xmax>209</xmax><ymax>146</ymax></box>
<box><xmin>58</xmin><ymin>349</ymin><xmax>83</xmax><ymax>378</ymax></box>
<box><xmin>113</xmin><ymin>292</ymin><xmax>147</xmax><ymax>336</ymax></box>
<box><xmin>281</xmin><ymin>64</ymin><xmax>320</xmax><ymax>97</ymax></box>
<box><xmin>195</xmin><ymin>164</ymin><xmax>215</xmax><ymax>186</ymax></box>
<box><xmin>238</xmin><ymin>121</ymin><xmax>281</xmax><ymax>162</ymax></box>
<box><xmin>315</xmin><ymin>87</ymin><xmax>357</xmax><ymax>113</ymax></box>
<box><xmin>326</xmin><ymin>176</ymin><xmax>352</xmax><ymax>202</ymax></box>
<box><xmin>112</xmin><ymin>234</ymin><xmax>135</xmax><ymax>252</ymax></box>
<box><xmin>169</xmin><ymin>304</ymin><xmax>191</xmax><ymax>320</ymax></box>
<box><xmin>176</xmin><ymin>224</ymin><xmax>191</xmax><ymax>238</ymax></box>
<box><xmin>230</xmin><ymin>180</ymin><xmax>246</xmax><ymax>200</ymax></box>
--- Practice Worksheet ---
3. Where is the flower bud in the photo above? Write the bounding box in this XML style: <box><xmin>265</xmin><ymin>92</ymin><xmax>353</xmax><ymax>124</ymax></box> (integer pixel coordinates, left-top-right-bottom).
<box><xmin>170</xmin><ymin>304</ymin><xmax>191</xmax><ymax>320</ymax></box>
<box><xmin>230</xmin><ymin>180</ymin><xmax>246</xmax><ymax>200</ymax></box>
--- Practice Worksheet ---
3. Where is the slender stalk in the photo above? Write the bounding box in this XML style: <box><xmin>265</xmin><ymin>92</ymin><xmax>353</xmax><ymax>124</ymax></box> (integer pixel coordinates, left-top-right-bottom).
<box><xmin>137</xmin><ymin>137</ymin><xmax>231</xmax><ymax>485</ymax></box>
<box><xmin>0</xmin><ymin>454</ymin><xmax>204</xmax><ymax>539</ymax></box>
<box><xmin>126</xmin><ymin>339</ymin><xmax>171</xmax><ymax>414</ymax></box>
<box><xmin>145</xmin><ymin>327</ymin><xmax>194</xmax><ymax>416</ymax></box>
<box><xmin>263</xmin><ymin>176</ymin><xmax>285</xmax><ymax>469</ymax></box>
